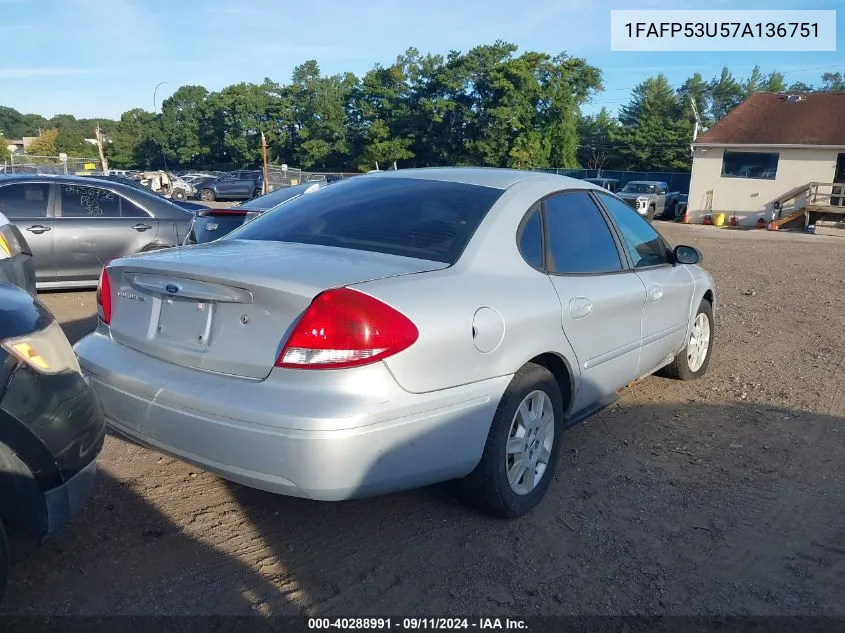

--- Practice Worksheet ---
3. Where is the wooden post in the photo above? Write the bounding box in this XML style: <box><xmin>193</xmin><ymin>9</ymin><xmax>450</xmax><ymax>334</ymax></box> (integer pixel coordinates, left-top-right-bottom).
<box><xmin>260</xmin><ymin>131</ymin><xmax>270</xmax><ymax>195</ymax></box>
<box><xmin>95</xmin><ymin>124</ymin><xmax>109</xmax><ymax>175</ymax></box>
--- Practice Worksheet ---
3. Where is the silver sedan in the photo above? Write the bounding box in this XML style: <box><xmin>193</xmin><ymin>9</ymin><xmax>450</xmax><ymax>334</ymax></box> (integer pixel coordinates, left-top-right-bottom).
<box><xmin>74</xmin><ymin>168</ymin><xmax>716</xmax><ymax>518</ymax></box>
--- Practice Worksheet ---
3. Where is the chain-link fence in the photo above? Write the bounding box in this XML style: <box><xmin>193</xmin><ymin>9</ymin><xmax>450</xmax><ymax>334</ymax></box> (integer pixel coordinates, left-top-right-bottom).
<box><xmin>265</xmin><ymin>166</ymin><xmax>361</xmax><ymax>189</ymax></box>
<box><xmin>532</xmin><ymin>168</ymin><xmax>692</xmax><ymax>193</ymax></box>
<box><xmin>2</xmin><ymin>154</ymin><xmax>102</xmax><ymax>176</ymax></box>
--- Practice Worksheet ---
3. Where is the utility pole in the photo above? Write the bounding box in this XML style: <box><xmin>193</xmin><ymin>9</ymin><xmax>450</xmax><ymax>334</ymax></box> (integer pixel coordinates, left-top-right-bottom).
<box><xmin>260</xmin><ymin>131</ymin><xmax>270</xmax><ymax>195</ymax></box>
<box><xmin>95</xmin><ymin>124</ymin><xmax>109</xmax><ymax>175</ymax></box>
<box><xmin>690</xmin><ymin>96</ymin><xmax>702</xmax><ymax>157</ymax></box>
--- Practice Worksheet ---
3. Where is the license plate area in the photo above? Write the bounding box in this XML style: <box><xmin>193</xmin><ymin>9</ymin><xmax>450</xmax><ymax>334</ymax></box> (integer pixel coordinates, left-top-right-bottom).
<box><xmin>155</xmin><ymin>296</ymin><xmax>214</xmax><ymax>349</ymax></box>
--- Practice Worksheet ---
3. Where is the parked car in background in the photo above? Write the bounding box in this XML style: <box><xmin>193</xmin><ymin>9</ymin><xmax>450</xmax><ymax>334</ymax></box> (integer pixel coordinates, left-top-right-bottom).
<box><xmin>76</xmin><ymin>167</ymin><xmax>715</xmax><ymax>519</ymax></box>
<box><xmin>0</xmin><ymin>175</ymin><xmax>194</xmax><ymax>290</ymax></box>
<box><xmin>0</xmin><ymin>211</ymin><xmax>36</xmax><ymax>295</ymax></box>
<box><xmin>616</xmin><ymin>181</ymin><xmax>680</xmax><ymax>221</ymax></box>
<box><xmin>180</xmin><ymin>173</ymin><xmax>217</xmax><ymax>186</ymax></box>
<box><xmin>184</xmin><ymin>181</ymin><xmax>329</xmax><ymax>245</ymax></box>
<box><xmin>583</xmin><ymin>177</ymin><xmax>620</xmax><ymax>193</ymax></box>
<box><xmin>136</xmin><ymin>171</ymin><xmax>196</xmax><ymax>201</ymax></box>
<box><xmin>659</xmin><ymin>193</ymin><xmax>688</xmax><ymax>221</ymax></box>
<box><xmin>87</xmin><ymin>175</ymin><xmax>209</xmax><ymax>212</ymax></box>
<box><xmin>196</xmin><ymin>171</ymin><xmax>264</xmax><ymax>202</ymax></box>
<box><xmin>0</xmin><ymin>283</ymin><xmax>105</xmax><ymax>599</ymax></box>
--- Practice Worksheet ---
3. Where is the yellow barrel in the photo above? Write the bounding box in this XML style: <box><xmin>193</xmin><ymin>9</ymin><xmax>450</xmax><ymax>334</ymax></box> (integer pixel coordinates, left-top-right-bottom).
<box><xmin>713</xmin><ymin>212</ymin><xmax>726</xmax><ymax>227</ymax></box>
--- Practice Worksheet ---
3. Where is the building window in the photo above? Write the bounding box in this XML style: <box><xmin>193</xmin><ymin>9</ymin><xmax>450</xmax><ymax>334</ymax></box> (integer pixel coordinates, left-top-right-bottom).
<box><xmin>721</xmin><ymin>151</ymin><xmax>779</xmax><ymax>180</ymax></box>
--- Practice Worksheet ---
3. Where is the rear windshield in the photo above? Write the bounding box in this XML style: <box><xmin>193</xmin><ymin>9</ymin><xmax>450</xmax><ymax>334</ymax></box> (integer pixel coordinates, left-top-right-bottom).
<box><xmin>227</xmin><ymin>177</ymin><xmax>504</xmax><ymax>264</ymax></box>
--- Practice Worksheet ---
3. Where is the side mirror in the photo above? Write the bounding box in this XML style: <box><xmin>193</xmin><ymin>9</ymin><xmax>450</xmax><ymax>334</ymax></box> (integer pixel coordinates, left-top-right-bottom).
<box><xmin>674</xmin><ymin>245</ymin><xmax>701</xmax><ymax>265</ymax></box>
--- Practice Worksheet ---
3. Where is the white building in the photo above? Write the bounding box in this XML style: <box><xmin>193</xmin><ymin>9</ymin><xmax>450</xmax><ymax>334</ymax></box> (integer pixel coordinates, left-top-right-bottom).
<box><xmin>688</xmin><ymin>92</ymin><xmax>845</xmax><ymax>226</ymax></box>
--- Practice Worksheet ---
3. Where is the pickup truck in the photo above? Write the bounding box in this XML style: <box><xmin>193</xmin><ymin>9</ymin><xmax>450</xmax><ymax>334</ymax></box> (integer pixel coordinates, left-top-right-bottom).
<box><xmin>616</xmin><ymin>181</ymin><xmax>682</xmax><ymax>221</ymax></box>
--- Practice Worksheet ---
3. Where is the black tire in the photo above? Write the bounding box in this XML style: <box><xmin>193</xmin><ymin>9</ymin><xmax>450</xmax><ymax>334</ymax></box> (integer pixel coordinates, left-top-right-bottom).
<box><xmin>660</xmin><ymin>298</ymin><xmax>714</xmax><ymax>380</ymax></box>
<box><xmin>199</xmin><ymin>188</ymin><xmax>215</xmax><ymax>202</ymax></box>
<box><xmin>252</xmin><ymin>188</ymin><xmax>262</xmax><ymax>199</ymax></box>
<box><xmin>0</xmin><ymin>520</ymin><xmax>8</xmax><ymax>602</ymax></box>
<box><xmin>460</xmin><ymin>363</ymin><xmax>565</xmax><ymax>518</ymax></box>
<box><xmin>171</xmin><ymin>188</ymin><xmax>187</xmax><ymax>201</ymax></box>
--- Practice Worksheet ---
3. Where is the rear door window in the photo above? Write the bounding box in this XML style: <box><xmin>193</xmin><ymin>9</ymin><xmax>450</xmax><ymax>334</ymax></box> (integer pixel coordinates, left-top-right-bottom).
<box><xmin>60</xmin><ymin>184</ymin><xmax>121</xmax><ymax>218</ymax></box>
<box><xmin>230</xmin><ymin>177</ymin><xmax>504</xmax><ymax>264</ymax></box>
<box><xmin>0</xmin><ymin>183</ymin><xmax>51</xmax><ymax>218</ymax></box>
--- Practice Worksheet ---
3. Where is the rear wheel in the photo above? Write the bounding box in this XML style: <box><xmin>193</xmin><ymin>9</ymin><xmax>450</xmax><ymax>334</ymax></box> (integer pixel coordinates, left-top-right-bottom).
<box><xmin>460</xmin><ymin>363</ymin><xmax>564</xmax><ymax>518</ymax></box>
<box><xmin>660</xmin><ymin>299</ymin><xmax>714</xmax><ymax>380</ymax></box>
<box><xmin>199</xmin><ymin>188</ymin><xmax>215</xmax><ymax>202</ymax></box>
<box><xmin>252</xmin><ymin>188</ymin><xmax>262</xmax><ymax>198</ymax></box>
<box><xmin>171</xmin><ymin>188</ymin><xmax>187</xmax><ymax>201</ymax></box>
<box><xmin>0</xmin><ymin>520</ymin><xmax>8</xmax><ymax>601</ymax></box>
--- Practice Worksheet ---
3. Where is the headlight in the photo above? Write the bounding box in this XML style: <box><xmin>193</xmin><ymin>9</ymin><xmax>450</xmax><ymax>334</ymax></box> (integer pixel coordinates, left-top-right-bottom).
<box><xmin>0</xmin><ymin>224</ymin><xmax>24</xmax><ymax>260</ymax></box>
<box><xmin>1</xmin><ymin>320</ymin><xmax>82</xmax><ymax>375</ymax></box>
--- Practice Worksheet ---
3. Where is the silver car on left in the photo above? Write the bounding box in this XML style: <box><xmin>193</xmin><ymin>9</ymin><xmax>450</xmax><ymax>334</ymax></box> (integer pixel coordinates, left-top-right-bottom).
<box><xmin>0</xmin><ymin>175</ymin><xmax>194</xmax><ymax>290</ymax></box>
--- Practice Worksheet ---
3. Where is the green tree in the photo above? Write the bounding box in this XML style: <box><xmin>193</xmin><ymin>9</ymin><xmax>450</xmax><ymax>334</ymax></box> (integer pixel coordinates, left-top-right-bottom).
<box><xmin>763</xmin><ymin>71</ymin><xmax>787</xmax><ymax>92</ymax></box>
<box><xmin>109</xmin><ymin>108</ymin><xmax>162</xmax><ymax>168</ymax></box>
<box><xmin>159</xmin><ymin>85</ymin><xmax>210</xmax><ymax>166</ymax></box>
<box><xmin>200</xmin><ymin>82</ymin><xmax>269</xmax><ymax>168</ymax></box>
<box><xmin>821</xmin><ymin>72</ymin><xmax>845</xmax><ymax>92</ymax></box>
<box><xmin>709</xmin><ymin>67</ymin><xmax>744</xmax><ymax>121</ymax></box>
<box><xmin>677</xmin><ymin>72</ymin><xmax>712</xmax><ymax>127</ymax></box>
<box><xmin>615</xmin><ymin>74</ymin><xmax>693</xmax><ymax>170</ymax></box>
<box><xmin>743</xmin><ymin>65</ymin><xmax>765</xmax><ymax>96</ymax></box>
<box><xmin>25</xmin><ymin>128</ymin><xmax>59</xmax><ymax>155</ymax></box>
<box><xmin>0</xmin><ymin>136</ymin><xmax>10</xmax><ymax>162</ymax></box>
<box><xmin>577</xmin><ymin>108</ymin><xmax>620</xmax><ymax>170</ymax></box>
<box><xmin>788</xmin><ymin>81</ymin><xmax>813</xmax><ymax>92</ymax></box>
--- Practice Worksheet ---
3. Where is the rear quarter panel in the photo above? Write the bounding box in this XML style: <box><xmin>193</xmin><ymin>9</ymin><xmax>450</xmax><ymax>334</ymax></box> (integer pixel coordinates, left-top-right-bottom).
<box><xmin>354</xmin><ymin>178</ymin><xmax>582</xmax><ymax>396</ymax></box>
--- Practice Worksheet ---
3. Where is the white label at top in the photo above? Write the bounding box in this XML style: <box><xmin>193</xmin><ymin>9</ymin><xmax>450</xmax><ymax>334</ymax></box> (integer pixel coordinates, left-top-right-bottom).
<box><xmin>610</xmin><ymin>10</ymin><xmax>836</xmax><ymax>52</ymax></box>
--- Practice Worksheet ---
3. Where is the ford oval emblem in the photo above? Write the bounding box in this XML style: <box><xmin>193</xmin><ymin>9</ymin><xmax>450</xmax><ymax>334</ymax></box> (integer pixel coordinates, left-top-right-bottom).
<box><xmin>165</xmin><ymin>284</ymin><xmax>179</xmax><ymax>295</ymax></box>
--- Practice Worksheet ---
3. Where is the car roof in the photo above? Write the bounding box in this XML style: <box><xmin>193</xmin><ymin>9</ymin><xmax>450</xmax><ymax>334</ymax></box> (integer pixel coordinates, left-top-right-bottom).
<box><xmin>626</xmin><ymin>180</ymin><xmax>666</xmax><ymax>185</ymax></box>
<box><xmin>362</xmin><ymin>167</ymin><xmax>592</xmax><ymax>191</ymax></box>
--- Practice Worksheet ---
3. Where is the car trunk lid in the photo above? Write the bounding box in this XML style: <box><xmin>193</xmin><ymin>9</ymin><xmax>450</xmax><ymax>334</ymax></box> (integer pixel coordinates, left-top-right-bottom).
<box><xmin>106</xmin><ymin>239</ymin><xmax>447</xmax><ymax>379</ymax></box>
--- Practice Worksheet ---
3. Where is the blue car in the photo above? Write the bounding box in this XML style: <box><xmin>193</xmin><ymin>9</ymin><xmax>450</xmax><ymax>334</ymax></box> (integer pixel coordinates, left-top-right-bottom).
<box><xmin>195</xmin><ymin>171</ymin><xmax>264</xmax><ymax>202</ymax></box>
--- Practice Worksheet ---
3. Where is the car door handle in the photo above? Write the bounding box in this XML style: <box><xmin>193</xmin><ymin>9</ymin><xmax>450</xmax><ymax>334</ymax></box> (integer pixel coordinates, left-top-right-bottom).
<box><xmin>569</xmin><ymin>297</ymin><xmax>593</xmax><ymax>319</ymax></box>
<box><xmin>26</xmin><ymin>225</ymin><xmax>51</xmax><ymax>234</ymax></box>
<box><xmin>132</xmin><ymin>223</ymin><xmax>152</xmax><ymax>232</ymax></box>
<box><xmin>647</xmin><ymin>285</ymin><xmax>664</xmax><ymax>302</ymax></box>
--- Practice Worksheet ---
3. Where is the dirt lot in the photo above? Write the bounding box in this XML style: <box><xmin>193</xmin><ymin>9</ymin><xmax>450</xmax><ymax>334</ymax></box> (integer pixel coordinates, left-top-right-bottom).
<box><xmin>3</xmin><ymin>224</ymin><xmax>844</xmax><ymax>616</ymax></box>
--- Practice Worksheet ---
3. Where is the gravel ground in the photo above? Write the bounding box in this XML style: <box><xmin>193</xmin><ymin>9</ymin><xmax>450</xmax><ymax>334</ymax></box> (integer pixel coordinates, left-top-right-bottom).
<box><xmin>2</xmin><ymin>223</ymin><xmax>844</xmax><ymax>616</ymax></box>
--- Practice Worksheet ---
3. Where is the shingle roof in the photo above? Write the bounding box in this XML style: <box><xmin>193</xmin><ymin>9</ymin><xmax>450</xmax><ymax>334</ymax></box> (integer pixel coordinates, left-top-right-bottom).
<box><xmin>696</xmin><ymin>92</ymin><xmax>845</xmax><ymax>146</ymax></box>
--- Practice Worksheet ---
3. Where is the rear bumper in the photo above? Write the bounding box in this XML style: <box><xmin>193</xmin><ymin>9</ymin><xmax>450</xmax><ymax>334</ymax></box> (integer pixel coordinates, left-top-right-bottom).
<box><xmin>75</xmin><ymin>331</ymin><xmax>510</xmax><ymax>501</ymax></box>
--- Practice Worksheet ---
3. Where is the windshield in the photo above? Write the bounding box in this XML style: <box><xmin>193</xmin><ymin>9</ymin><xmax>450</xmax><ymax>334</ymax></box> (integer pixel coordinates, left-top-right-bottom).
<box><xmin>621</xmin><ymin>183</ymin><xmax>659</xmax><ymax>194</ymax></box>
<box><xmin>237</xmin><ymin>182</ymin><xmax>324</xmax><ymax>210</ymax></box>
<box><xmin>227</xmin><ymin>176</ymin><xmax>503</xmax><ymax>264</ymax></box>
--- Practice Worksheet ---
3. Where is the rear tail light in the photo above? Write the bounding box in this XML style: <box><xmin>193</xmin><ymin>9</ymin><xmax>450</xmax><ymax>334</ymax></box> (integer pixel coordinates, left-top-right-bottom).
<box><xmin>276</xmin><ymin>288</ymin><xmax>418</xmax><ymax>370</ymax></box>
<box><xmin>96</xmin><ymin>266</ymin><xmax>112</xmax><ymax>324</ymax></box>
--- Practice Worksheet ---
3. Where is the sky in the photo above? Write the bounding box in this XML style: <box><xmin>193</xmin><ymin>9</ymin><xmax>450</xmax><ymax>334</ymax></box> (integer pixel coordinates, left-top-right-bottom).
<box><xmin>1</xmin><ymin>0</ymin><xmax>843</xmax><ymax>121</ymax></box>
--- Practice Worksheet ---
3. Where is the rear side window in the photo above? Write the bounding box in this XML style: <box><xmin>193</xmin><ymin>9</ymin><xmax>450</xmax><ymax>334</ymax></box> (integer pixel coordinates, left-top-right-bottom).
<box><xmin>60</xmin><ymin>185</ymin><xmax>120</xmax><ymax>218</ymax></box>
<box><xmin>0</xmin><ymin>183</ymin><xmax>50</xmax><ymax>218</ymax></box>
<box><xmin>230</xmin><ymin>177</ymin><xmax>504</xmax><ymax>264</ymax></box>
<box><xmin>518</xmin><ymin>208</ymin><xmax>543</xmax><ymax>269</ymax></box>
<box><xmin>544</xmin><ymin>191</ymin><xmax>623</xmax><ymax>274</ymax></box>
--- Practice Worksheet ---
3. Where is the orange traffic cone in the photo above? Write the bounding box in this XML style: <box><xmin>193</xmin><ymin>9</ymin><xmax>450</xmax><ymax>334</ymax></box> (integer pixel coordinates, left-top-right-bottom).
<box><xmin>767</xmin><ymin>219</ymin><xmax>779</xmax><ymax>231</ymax></box>
<box><xmin>681</xmin><ymin>207</ymin><xmax>691</xmax><ymax>224</ymax></box>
